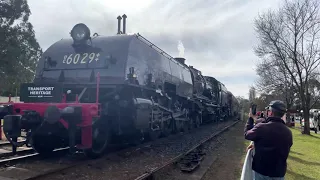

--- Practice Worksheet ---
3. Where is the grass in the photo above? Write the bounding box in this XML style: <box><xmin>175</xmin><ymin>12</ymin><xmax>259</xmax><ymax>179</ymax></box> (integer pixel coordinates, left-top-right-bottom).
<box><xmin>286</xmin><ymin>125</ymin><xmax>320</xmax><ymax>180</ymax></box>
<box><xmin>235</xmin><ymin>138</ymin><xmax>251</xmax><ymax>178</ymax></box>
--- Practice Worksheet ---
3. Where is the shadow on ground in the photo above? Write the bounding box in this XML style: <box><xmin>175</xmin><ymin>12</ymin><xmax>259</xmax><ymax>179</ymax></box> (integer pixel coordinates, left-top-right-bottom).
<box><xmin>289</xmin><ymin>151</ymin><xmax>303</xmax><ymax>156</ymax></box>
<box><xmin>289</xmin><ymin>155</ymin><xmax>320</xmax><ymax>166</ymax></box>
<box><xmin>310</xmin><ymin>135</ymin><xmax>320</xmax><ymax>140</ymax></box>
<box><xmin>286</xmin><ymin>169</ymin><xmax>318</xmax><ymax>180</ymax></box>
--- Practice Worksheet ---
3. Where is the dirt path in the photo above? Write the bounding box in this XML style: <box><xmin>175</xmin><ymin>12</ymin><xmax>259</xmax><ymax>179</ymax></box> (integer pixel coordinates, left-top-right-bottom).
<box><xmin>201</xmin><ymin>120</ymin><xmax>250</xmax><ymax>180</ymax></box>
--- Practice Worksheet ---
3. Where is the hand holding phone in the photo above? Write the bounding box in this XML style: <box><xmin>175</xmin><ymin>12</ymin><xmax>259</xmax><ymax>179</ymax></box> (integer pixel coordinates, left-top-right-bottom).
<box><xmin>251</xmin><ymin>104</ymin><xmax>257</xmax><ymax>115</ymax></box>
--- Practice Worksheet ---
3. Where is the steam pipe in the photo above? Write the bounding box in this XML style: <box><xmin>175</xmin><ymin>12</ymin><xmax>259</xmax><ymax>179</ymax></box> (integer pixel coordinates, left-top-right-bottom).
<box><xmin>75</xmin><ymin>94</ymin><xmax>79</xmax><ymax>103</ymax></box>
<box><xmin>117</xmin><ymin>16</ymin><xmax>122</xmax><ymax>34</ymax></box>
<box><xmin>122</xmin><ymin>14</ymin><xmax>127</xmax><ymax>34</ymax></box>
<box><xmin>62</xmin><ymin>94</ymin><xmax>66</xmax><ymax>103</ymax></box>
<box><xmin>96</xmin><ymin>72</ymin><xmax>100</xmax><ymax>103</ymax></box>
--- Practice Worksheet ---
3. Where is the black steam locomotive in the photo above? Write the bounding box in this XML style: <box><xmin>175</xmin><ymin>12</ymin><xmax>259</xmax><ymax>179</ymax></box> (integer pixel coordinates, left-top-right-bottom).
<box><xmin>0</xmin><ymin>14</ymin><xmax>240</xmax><ymax>158</ymax></box>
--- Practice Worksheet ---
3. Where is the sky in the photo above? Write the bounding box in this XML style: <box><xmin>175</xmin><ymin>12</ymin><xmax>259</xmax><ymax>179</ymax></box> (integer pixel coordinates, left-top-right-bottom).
<box><xmin>27</xmin><ymin>0</ymin><xmax>282</xmax><ymax>98</ymax></box>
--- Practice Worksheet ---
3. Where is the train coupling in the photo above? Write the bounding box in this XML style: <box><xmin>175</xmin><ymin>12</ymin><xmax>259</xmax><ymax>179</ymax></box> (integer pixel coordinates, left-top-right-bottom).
<box><xmin>2</xmin><ymin>110</ymin><xmax>42</xmax><ymax>153</ymax></box>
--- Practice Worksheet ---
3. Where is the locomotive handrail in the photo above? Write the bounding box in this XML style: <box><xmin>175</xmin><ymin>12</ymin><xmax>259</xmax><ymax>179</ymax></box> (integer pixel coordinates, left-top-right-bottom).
<box><xmin>135</xmin><ymin>33</ymin><xmax>189</xmax><ymax>70</ymax></box>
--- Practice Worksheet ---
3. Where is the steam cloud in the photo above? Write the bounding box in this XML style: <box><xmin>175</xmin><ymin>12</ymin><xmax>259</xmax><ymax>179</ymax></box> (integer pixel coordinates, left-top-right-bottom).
<box><xmin>177</xmin><ymin>40</ymin><xmax>185</xmax><ymax>57</ymax></box>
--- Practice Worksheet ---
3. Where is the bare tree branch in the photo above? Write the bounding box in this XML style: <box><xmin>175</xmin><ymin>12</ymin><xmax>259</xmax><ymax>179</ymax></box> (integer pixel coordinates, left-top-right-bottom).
<box><xmin>254</xmin><ymin>0</ymin><xmax>320</xmax><ymax>134</ymax></box>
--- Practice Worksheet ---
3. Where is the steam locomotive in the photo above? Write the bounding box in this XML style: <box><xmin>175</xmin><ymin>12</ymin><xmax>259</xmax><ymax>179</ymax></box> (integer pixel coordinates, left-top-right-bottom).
<box><xmin>0</xmin><ymin>14</ymin><xmax>239</xmax><ymax>158</ymax></box>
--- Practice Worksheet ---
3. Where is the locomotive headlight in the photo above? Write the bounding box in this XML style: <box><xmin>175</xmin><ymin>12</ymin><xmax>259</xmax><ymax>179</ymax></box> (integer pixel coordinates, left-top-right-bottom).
<box><xmin>70</xmin><ymin>23</ymin><xmax>91</xmax><ymax>44</ymax></box>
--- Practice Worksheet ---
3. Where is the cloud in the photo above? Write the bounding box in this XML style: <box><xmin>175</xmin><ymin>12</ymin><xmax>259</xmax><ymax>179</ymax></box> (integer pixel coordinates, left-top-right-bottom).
<box><xmin>27</xmin><ymin>0</ymin><xmax>282</xmax><ymax>98</ymax></box>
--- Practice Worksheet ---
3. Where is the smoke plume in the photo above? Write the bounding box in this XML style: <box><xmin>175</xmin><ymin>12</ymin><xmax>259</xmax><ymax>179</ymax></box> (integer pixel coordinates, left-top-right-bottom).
<box><xmin>177</xmin><ymin>40</ymin><xmax>185</xmax><ymax>57</ymax></box>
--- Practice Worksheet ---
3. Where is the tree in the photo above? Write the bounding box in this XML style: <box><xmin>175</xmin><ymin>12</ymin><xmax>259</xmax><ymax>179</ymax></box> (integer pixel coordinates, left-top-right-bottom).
<box><xmin>236</xmin><ymin>96</ymin><xmax>250</xmax><ymax>120</ymax></box>
<box><xmin>255</xmin><ymin>60</ymin><xmax>296</xmax><ymax>111</ymax></box>
<box><xmin>308</xmin><ymin>78</ymin><xmax>320</xmax><ymax>108</ymax></box>
<box><xmin>254</xmin><ymin>0</ymin><xmax>320</xmax><ymax>134</ymax></box>
<box><xmin>255</xmin><ymin>60</ymin><xmax>297</xmax><ymax>125</ymax></box>
<box><xmin>0</xmin><ymin>0</ymin><xmax>42</xmax><ymax>95</ymax></box>
<box><xmin>237</xmin><ymin>96</ymin><xmax>250</xmax><ymax>112</ymax></box>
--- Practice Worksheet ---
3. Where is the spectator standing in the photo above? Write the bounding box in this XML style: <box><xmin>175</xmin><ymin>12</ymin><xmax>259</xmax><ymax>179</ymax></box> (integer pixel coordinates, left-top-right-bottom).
<box><xmin>244</xmin><ymin>100</ymin><xmax>293</xmax><ymax>180</ymax></box>
<box><xmin>255</xmin><ymin>112</ymin><xmax>266</xmax><ymax>125</ymax></box>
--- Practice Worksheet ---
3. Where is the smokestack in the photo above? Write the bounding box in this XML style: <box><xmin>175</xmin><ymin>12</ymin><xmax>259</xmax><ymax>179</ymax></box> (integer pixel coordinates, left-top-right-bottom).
<box><xmin>122</xmin><ymin>14</ymin><xmax>127</xmax><ymax>34</ymax></box>
<box><xmin>117</xmin><ymin>16</ymin><xmax>122</xmax><ymax>34</ymax></box>
<box><xmin>174</xmin><ymin>57</ymin><xmax>186</xmax><ymax>65</ymax></box>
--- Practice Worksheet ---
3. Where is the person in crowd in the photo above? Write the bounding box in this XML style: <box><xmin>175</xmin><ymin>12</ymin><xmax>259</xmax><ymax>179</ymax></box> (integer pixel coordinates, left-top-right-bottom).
<box><xmin>255</xmin><ymin>112</ymin><xmax>266</xmax><ymax>124</ymax></box>
<box><xmin>244</xmin><ymin>100</ymin><xmax>293</xmax><ymax>180</ymax></box>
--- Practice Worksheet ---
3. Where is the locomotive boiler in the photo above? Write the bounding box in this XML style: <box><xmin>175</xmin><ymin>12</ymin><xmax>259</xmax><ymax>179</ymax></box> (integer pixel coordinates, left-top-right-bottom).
<box><xmin>0</xmin><ymin>14</ymin><xmax>239</xmax><ymax>158</ymax></box>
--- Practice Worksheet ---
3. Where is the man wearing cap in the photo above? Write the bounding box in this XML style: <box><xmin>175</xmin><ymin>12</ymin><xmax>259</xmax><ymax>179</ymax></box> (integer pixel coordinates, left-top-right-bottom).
<box><xmin>244</xmin><ymin>100</ymin><xmax>293</xmax><ymax>180</ymax></box>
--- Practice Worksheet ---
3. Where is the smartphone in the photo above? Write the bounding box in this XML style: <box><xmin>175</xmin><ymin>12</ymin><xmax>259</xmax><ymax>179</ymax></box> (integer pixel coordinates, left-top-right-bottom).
<box><xmin>251</xmin><ymin>104</ymin><xmax>257</xmax><ymax>115</ymax></box>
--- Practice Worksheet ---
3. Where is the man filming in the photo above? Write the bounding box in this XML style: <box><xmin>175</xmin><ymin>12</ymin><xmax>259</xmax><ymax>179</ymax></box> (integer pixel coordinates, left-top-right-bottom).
<box><xmin>244</xmin><ymin>100</ymin><xmax>293</xmax><ymax>180</ymax></box>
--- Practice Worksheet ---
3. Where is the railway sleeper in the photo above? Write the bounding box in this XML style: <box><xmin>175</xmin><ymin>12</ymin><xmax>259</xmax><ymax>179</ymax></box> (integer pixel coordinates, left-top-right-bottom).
<box><xmin>179</xmin><ymin>148</ymin><xmax>206</xmax><ymax>172</ymax></box>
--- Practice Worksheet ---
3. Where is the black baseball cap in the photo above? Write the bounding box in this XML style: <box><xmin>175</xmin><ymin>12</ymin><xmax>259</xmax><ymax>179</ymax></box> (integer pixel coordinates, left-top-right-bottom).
<box><xmin>268</xmin><ymin>100</ymin><xmax>287</xmax><ymax>113</ymax></box>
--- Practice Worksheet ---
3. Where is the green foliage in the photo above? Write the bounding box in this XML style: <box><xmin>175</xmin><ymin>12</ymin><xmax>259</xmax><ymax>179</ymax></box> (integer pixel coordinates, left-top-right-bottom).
<box><xmin>0</xmin><ymin>0</ymin><xmax>42</xmax><ymax>95</ymax></box>
<box><xmin>236</xmin><ymin>96</ymin><xmax>250</xmax><ymax>113</ymax></box>
<box><xmin>286</xmin><ymin>127</ymin><xmax>320</xmax><ymax>180</ymax></box>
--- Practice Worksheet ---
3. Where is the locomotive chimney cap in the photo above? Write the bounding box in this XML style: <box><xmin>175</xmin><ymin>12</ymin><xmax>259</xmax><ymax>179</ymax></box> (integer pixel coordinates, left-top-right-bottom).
<box><xmin>174</xmin><ymin>57</ymin><xmax>186</xmax><ymax>64</ymax></box>
<box><xmin>117</xmin><ymin>15</ymin><xmax>122</xmax><ymax>34</ymax></box>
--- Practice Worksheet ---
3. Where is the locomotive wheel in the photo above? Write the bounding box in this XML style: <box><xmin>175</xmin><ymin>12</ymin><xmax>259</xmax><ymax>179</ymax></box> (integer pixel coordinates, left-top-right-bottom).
<box><xmin>194</xmin><ymin>115</ymin><xmax>201</xmax><ymax>128</ymax></box>
<box><xmin>175</xmin><ymin>120</ymin><xmax>183</xmax><ymax>132</ymax></box>
<box><xmin>188</xmin><ymin>119</ymin><xmax>194</xmax><ymax>131</ymax></box>
<box><xmin>148</xmin><ymin>129</ymin><xmax>161</xmax><ymax>141</ymax></box>
<box><xmin>182</xmin><ymin>121</ymin><xmax>189</xmax><ymax>133</ymax></box>
<box><xmin>32</xmin><ymin>135</ymin><xmax>55</xmax><ymax>156</ymax></box>
<box><xmin>161</xmin><ymin>119</ymin><xmax>173</xmax><ymax>137</ymax></box>
<box><xmin>84</xmin><ymin>120</ymin><xmax>110</xmax><ymax>159</ymax></box>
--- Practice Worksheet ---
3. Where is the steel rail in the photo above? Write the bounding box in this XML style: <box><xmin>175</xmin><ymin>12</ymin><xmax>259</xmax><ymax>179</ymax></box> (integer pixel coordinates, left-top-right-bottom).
<box><xmin>133</xmin><ymin>120</ymin><xmax>240</xmax><ymax>180</ymax></box>
<box><xmin>0</xmin><ymin>148</ymin><xmax>35</xmax><ymax>158</ymax></box>
<box><xmin>0</xmin><ymin>147</ymin><xmax>69</xmax><ymax>166</ymax></box>
<box><xmin>0</xmin><ymin>142</ymin><xmax>11</xmax><ymax>146</ymax></box>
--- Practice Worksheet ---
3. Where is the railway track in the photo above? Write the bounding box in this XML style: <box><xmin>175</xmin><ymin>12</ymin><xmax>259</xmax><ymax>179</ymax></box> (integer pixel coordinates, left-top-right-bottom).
<box><xmin>0</xmin><ymin>119</ymin><xmax>239</xmax><ymax>180</ymax></box>
<box><xmin>0</xmin><ymin>147</ymin><xmax>71</xmax><ymax>180</ymax></box>
<box><xmin>0</xmin><ymin>147</ymin><xmax>69</xmax><ymax>167</ymax></box>
<box><xmin>0</xmin><ymin>140</ymin><xmax>36</xmax><ymax>164</ymax></box>
<box><xmin>0</xmin><ymin>142</ymin><xmax>35</xmax><ymax>160</ymax></box>
<box><xmin>134</xmin><ymin>120</ymin><xmax>240</xmax><ymax>180</ymax></box>
<box><xmin>0</xmin><ymin>138</ymin><xmax>68</xmax><ymax>167</ymax></box>
<box><xmin>0</xmin><ymin>141</ymin><xmax>137</xmax><ymax>180</ymax></box>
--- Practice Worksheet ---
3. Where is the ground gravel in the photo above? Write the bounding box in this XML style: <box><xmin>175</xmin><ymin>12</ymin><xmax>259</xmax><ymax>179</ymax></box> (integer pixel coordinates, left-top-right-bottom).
<box><xmin>201</xmin><ymin>120</ymin><xmax>249</xmax><ymax>180</ymax></box>
<box><xmin>154</xmin><ymin>120</ymin><xmax>247</xmax><ymax>180</ymax></box>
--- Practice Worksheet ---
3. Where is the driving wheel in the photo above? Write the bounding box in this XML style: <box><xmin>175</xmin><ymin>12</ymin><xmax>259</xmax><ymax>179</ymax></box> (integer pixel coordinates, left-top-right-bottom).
<box><xmin>84</xmin><ymin>119</ymin><xmax>110</xmax><ymax>159</ymax></box>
